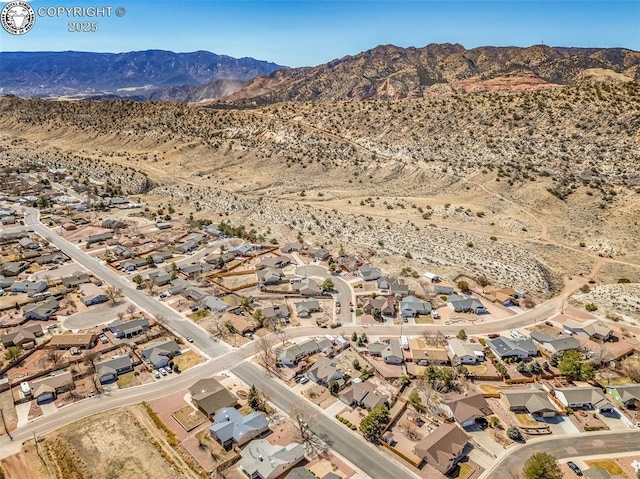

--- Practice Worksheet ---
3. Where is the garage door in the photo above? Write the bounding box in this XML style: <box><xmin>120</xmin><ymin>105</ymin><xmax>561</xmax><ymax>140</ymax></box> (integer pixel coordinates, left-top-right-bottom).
<box><xmin>36</xmin><ymin>393</ymin><xmax>55</xmax><ymax>404</ymax></box>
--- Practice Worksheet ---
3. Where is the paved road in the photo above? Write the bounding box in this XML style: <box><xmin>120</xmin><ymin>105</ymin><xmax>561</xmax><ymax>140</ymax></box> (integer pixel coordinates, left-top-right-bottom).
<box><xmin>22</xmin><ymin>208</ymin><xmax>229</xmax><ymax>359</ymax></box>
<box><xmin>480</xmin><ymin>431</ymin><xmax>640</xmax><ymax>478</ymax></box>
<box><xmin>232</xmin><ymin>362</ymin><xmax>417</xmax><ymax>479</ymax></box>
<box><xmin>61</xmin><ymin>302</ymin><xmax>132</xmax><ymax>330</ymax></box>
<box><xmin>296</xmin><ymin>265</ymin><xmax>355</xmax><ymax>324</ymax></box>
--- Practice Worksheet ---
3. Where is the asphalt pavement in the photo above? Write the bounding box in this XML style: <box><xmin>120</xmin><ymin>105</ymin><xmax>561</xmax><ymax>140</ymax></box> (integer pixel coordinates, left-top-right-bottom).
<box><xmin>296</xmin><ymin>264</ymin><xmax>355</xmax><ymax>324</ymax></box>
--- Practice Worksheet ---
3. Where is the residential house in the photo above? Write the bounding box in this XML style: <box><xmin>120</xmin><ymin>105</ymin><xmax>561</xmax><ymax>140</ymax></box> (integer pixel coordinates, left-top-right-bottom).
<box><xmin>280</xmin><ymin>242</ymin><xmax>303</xmax><ymax>254</ymax></box>
<box><xmin>487</xmin><ymin>336</ymin><xmax>539</xmax><ymax>360</ymax></box>
<box><xmin>446</xmin><ymin>338</ymin><xmax>485</xmax><ymax>365</ymax></box>
<box><xmin>108</xmin><ymin>197</ymin><xmax>129</xmax><ymax>206</ymax></box>
<box><xmin>361</xmin><ymin>297</ymin><xmax>395</xmax><ymax>318</ymax></box>
<box><xmin>151</xmin><ymin>251</ymin><xmax>173</xmax><ymax>264</ymax></box>
<box><xmin>149</xmin><ymin>271</ymin><xmax>172</xmax><ymax>286</ymax></box>
<box><xmin>0</xmin><ymin>215</ymin><xmax>15</xmax><ymax>225</ymax></box>
<box><xmin>86</xmin><ymin>232</ymin><xmax>114</xmax><ymax>244</ymax></box>
<box><xmin>141</xmin><ymin>340</ymin><xmax>181</xmax><ymax>368</ymax></box>
<box><xmin>175</xmin><ymin>240</ymin><xmax>199</xmax><ymax>254</ymax></box>
<box><xmin>501</xmin><ymin>389</ymin><xmax>559</xmax><ymax>417</ymax></box>
<box><xmin>447</xmin><ymin>294</ymin><xmax>487</xmax><ymax>314</ymax></box>
<box><xmin>23</xmin><ymin>297</ymin><xmax>59</xmax><ymax>320</ymax></box>
<box><xmin>109</xmin><ymin>318</ymin><xmax>149</xmax><ymax>338</ymax></box>
<box><xmin>183</xmin><ymin>232</ymin><xmax>206</xmax><ymax>244</ymax></box>
<box><xmin>156</xmin><ymin>221</ymin><xmax>172</xmax><ymax>230</ymax></box>
<box><xmin>0</xmin><ymin>275</ymin><xmax>15</xmax><ymax>288</ymax></box>
<box><xmin>180</xmin><ymin>263</ymin><xmax>212</xmax><ymax>278</ymax></box>
<box><xmin>79</xmin><ymin>283</ymin><xmax>108</xmax><ymax>306</ymax></box>
<box><xmin>226</xmin><ymin>314</ymin><xmax>256</xmax><ymax>335</ymax></box>
<box><xmin>278</xmin><ymin>339</ymin><xmax>321</xmax><ymax>366</ymax></box>
<box><xmin>377</xmin><ymin>276</ymin><xmax>390</xmax><ymax>291</ymax></box>
<box><xmin>210</xmin><ymin>408</ymin><xmax>269</xmax><ymax>449</ymax></box>
<box><xmin>399</xmin><ymin>295</ymin><xmax>432</xmax><ymax>318</ymax></box>
<box><xmin>483</xmin><ymin>286</ymin><xmax>517</xmax><ymax>305</ymax></box>
<box><xmin>61</xmin><ymin>272</ymin><xmax>91</xmax><ymax>288</ymax></box>
<box><xmin>202</xmin><ymin>296</ymin><xmax>229</xmax><ymax>313</ymax></box>
<box><xmin>238</xmin><ymin>439</ymin><xmax>305</xmax><ymax>479</ymax></box>
<box><xmin>295</xmin><ymin>299</ymin><xmax>321</xmax><ymax>318</ymax></box>
<box><xmin>408</xmin><ymin>337</ymin><xmax>450</xmax><ymax>366</ymax></box>
<box><xmin>368</xmin><ymin>341</ymin><xmax>388</xmax><ymax>357</ymax></box>
<box><xmin>606</xmin><ymin>385</ymin><xmax>640</xmax><ymax>409</ymax></box>
<box><xmin>1</xmin><ymin>323</ymin><xmax>43</xmax><ymax>348</ymax></box>
<box><xmin>529</xmin><ymin>331</ymin><xmax>580</xmax><ymax>355</ymax></box>
<box><xmin>339</xmin><ymin>380</ymin><xmax>388</xmax><ymax>409</ymax></box>
<box><xmin>434</xmin><ymin>285</ymin><xmax>455</xmax><ymax>295</ymax></box>
<box><xmin>202</xmin><ymin>224</ymin><xmax>222</xmax><ymax>237</ymax></box>
<box><xmin>0</xmin><ymin>261</ymin><xmax>29</xmax><ymax>276</ymax></box>
<box><xmin>11</xmin><ymin>281</ymin><xmax>47</xmax><ymax>295</ymax></box>
<box><xmin>413</xmin><ymin>423</ymin><xmax>469</xmax><ymax>475</ymax></box>
<box><xmin>231</xmin><ymin>244</ymin><xmax>253</xmax><ymax>256</ymax></box>
<box><xmin>29</xmin><ymin>371</ymin><xmax>73</xmax><ymax>404</ymax></box>
<box><xmin>257</xmin><ymin>268</ymin><xmax>284</xmax><ymax>285</ymax></box>
<box><xmin>292</xmin><ymin>278</ymin><xmax>321</xmax><ymax>296</ymax></box>
<box><xmin>184</xmin><ymin>286</ymin><xmax>208</xmax><ymax>302</ymax></box>
<box><xmin>564</xmin><ymin>319</ymin><xmax>613</xmax><ymax>341</ymax></box>
<box><xmin>168</xmin><ymin>278</ymin><xmax>191</xmax><ymax>296</ymax></box>
<box><xmin>382</xmin><ymin>340</ymin><xmax>404</xmax><ymax>364</ymax></box>
<box><xmin>390</xmin><ymin>278</ymin><xmax>410</xmax><ymax>297</ymax></box>
<box><xmin>310</xmin><ymin>247</ymin><xmax>331</xmax><ymax>261</ymax></box>
<box><xmin>205</xmin><ymin>251</ymin><xmax>235</xmax><ymax>267</ymax></box>
<box><xmin>440</xmin><ymin>392</ymin><xmax>493</xmax><ymax>427</ymax></box>
<box><xmin>102</xmin><ymin>219</ymin><xmax>127</xmax><ymax>230</ymax></box>
<box><xmin>285</xmin><ymin>468</ymin><xmax>317</xmax><ymax>479</ymax></box>
<box><xmin>554</xmin><ymin>387</ymin><xmax>614</xmax><ymax>413</ymax></box>
<box><xmin>359</xmin><ymin>264</ymin><xmax>382</xmax><ymax>281</ymax></box>
<box><xmin>259</xmin><ymin>256</ymin><xmax>291</xmax><ymax>269</ymax></box>
<box><xmin>18</xmin><ymin>237</ymin><xmax>39</xmax><ymax>250</ymax></box>
<box><xmin>110</xmin><ymin>244</ymin><xmax>134</xmax><ymax>258</ymax></box>
<box><xmin>306</xmin><ymin>357</ymin><xmax>344</xmax><ymax>386</ymax></box>
<box><xmin>262</xmin><ymin>304</ymin><xmax>290</xmax><ymax>322</ymax></box>
<box><xmin>95</xmin><ymin>354</ymin><xmax>134</xmax><ymax>384</ymax></box>
<box><xmin>48</xmin><ymin>333</ymin><xmax>97</xmax><ymax>350</ymax></box>
<box><xmin>337</xmin><ymin>255</ymin><xmax>360</xmax><ymax>273</ymax></box>
<box><xmin>189</xmin><ymin>378</ymin><xmax>238</xmax><ymax>418</ymax></box>
<box><xmin>36</xmin><ymin>252</ymin><xmax>68</xmax><ymax>265</ymax></box>
<box><xmin>120</xmin><ymin>258</ymin><xmax>147</xmax><ymax>272</ymax></box>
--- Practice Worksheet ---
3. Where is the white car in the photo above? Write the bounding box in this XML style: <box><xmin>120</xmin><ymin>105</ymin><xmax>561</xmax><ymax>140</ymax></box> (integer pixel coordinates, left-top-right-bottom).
<box><xmin>152</xmin><ymin>370</ymin><xmax>161</xmax><ymax>379</ymax></box>
<box><xmin>510</xmin><ymin>330</ymin><xmax>524</xmax><ymax>339</ymax></box>
<box><xmin>159</xmin><ymin>367</ymin><xmax>167</xmax><ymax>376</ymax></box>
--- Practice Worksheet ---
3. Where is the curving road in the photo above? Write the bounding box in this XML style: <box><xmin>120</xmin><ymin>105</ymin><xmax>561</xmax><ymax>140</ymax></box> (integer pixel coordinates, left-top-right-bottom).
<box><xmin>296</xmin><ymin>264</ymin><xmax>355</xmax><ymax>324</ymax></box>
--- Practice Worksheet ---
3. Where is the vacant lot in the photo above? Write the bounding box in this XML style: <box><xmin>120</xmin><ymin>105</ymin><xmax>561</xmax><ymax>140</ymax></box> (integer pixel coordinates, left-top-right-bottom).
<box><xmin>173</xmin><ymin>350</ymin><xmax>204</xmax><ymax>371</ymax></box>
<box><xmin>4</xmin><ymin>405</ymin><xmax>203</xmax><ymax>479</ymax></box>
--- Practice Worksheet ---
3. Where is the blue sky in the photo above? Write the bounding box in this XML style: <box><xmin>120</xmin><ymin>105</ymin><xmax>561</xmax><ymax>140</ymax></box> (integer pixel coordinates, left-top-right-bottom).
<box><xmin>1</xmin><ymin>1</ymin><xmax>639</xmax><ymax>66</ymax></box>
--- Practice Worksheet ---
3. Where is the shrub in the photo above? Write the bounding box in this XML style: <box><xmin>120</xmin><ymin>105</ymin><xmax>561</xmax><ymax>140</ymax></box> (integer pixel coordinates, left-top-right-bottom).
<box><xmin>585</xmin><ymin>303</ymin><xmax>598</xmax><ymax>312</ymax></box>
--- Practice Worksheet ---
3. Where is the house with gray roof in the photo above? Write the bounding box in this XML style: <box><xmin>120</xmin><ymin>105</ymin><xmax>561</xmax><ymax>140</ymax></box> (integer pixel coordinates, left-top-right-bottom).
<box><xmin>359</xmin><ymin>264</ymin><xmax>382</xmax><ymax>281</ymax></box>
<box><xmin>95</xmin><ymin>354</ymin><xmax>133</xmax><ymax>384</ymax></box>
<box><xmin>36</xmin><ymin>252</ymin><xmax>68</xmax><ymax>265</ymax></box>
<box><xmin>11</xmin><ymin>281</ymin><xmax>47</xmax><ymax>295</ymax></box>
<box><xmin>24</xmin><ymin>297</ymin><xmax>59</xmax><ymax>320</ymax></box>
<box><xmin>120</xmin><ymin>258</ymin><xmax>147</xmax><ymax>272</ymax></box>
<box><xmin>487</xmin><ymin>336</ymin><xmax>538</xmax><ymax>359</ymax></box>
<box><xmin>168</xmin><ymin>278</ymin><xmax>191</xmax><ymax>295</ymax></box>
<box><xmin>278</xmin><ymin>339</ymin><xmax>321</xmax><ymax>366</ymax></box>
<box><xmin>180</xmin><ymin>263</ymin><xmax>212</xmax><ymax>277</ymax></box>
<box><xmin>109</xmin><ymin>318</ymin><xmax>149</xmax><ymax>338</ymax></box>
<box><xmin>142</xmin><ymin>340</ymin><xmax>181</xmax><ymax>368</ymax></box>
<box><xmin>447</xmin><ymin>338</ymin><xmax>485</xmax><ymax>365</ymax></box>
<box><xmin>262</xmin><ymin>304</ymin><xmax>290</xmax><ymax>321</ymax></box>
<box><xmin>0</xmin><ymin>261</ymin><xmax>28</xmax><ymax>276</ymax></box>
<box><xmin>29</xmin><ymin>371</ymin><xmax>73</xmax><ymax>404</ymax></box>
<box><xmin>554</xmin><ymin>387</ymin><xmax>614</xmax><ymax>413</ymax></box>
<box><xmin>606</xmin><ymin>384</ymin><xmax>640</xmax><ymax>409</ymax></box>
<box><xmin>447</xmin><ymin>294</ymin><xmax>487</xmax><ymax>314</ymax></box>
<box><xmin>390</xmin><ymin>278</ymin><xmax>410</xmax><ymax>297</ymax></box>
<box><xmin>231</xmin><ymin>244</ymin><xmax>254</xmax><ymax>256</ymax></box>
<box><xmin>501</xmin><ymin>388</ymin><xmax>560</xmax><ymax>417</ymax></box>
<box><xmin>310</xmin><ymin>247</ymin><xmax>331</xmax><ymax>261</ymax></box>
<box><xmin>151</xmin><ymin>251</ymin><xmax>173</xmax><ymax>264</ymax></box>
<box><xmin>292</xmin><ymin>278</ymin><xmax>321</xmax><ymax>296</ymax></box>
<box><xmin>149</xmin><ymin>271</ymin><xmax>172</xmax><ymax>286</ymax></box>
<box><xmin>257</xmin><ymin>268</ymin><xmax>284</xmax><ymax>285</ymax></box>
<box><xmin>18</xmin><ymin>236</ymin><xmax>39</xmax><ymax>250</ymax></box>
<box><xmin>368</xmin><ymin>341</ymin><xmax>388</xmax><ymax>357</ymax></box>
<box><xmin>238</xmin><ymin>439</ymin><xmax>305</xmax><ymax>479</ymax></box>
<box><xmin>259</xmin><ymin>256</ymin><xmax>291</xmax><ymax>269</ymax></box>
<box><xmin>382</xmin><ymin>339</ymin><xmax>404</xmax><ymax>364</ymax></box>
<box><xmin>564</xmin><ymin>319</ymin><xmax>613</xmax><ymax>341</ymax></box>
<box><xmin>61</xmin><ymin>272</ymin><xmax>91</xmax><ymax>288</ymax></box>
<box><xmin>306</xmin><ymin>357</ymin><xmax>344</xmax><ymax>386</ymax></box>
<box><xmin>441</xmin><ymin>392</ymin><xmax>493</xmax><ymax>427</ymax></box>
<box><xmin>79</xmin><ymin>283</ymin><xmax>108</xmax><ymax>306</ymax></box>
<box><xmin>377</xmin><ymin>276</ymin><xmax>390</xmax><ymax>291</ymax></box>
<box><xmin>285</xmin><ymin>468</ymin><xmax>316</xmax><ymax>479</ymax></box>
<box><xmin>280</xmin><ymin>242</ymin><xmax>303</xmax><ymax>254</ymax></box>
<box><xmin>175</xmin><ymin>240</ymin><xmax>199</xmax><ymax>254</ymax></box>
<box><xmin>202</xmin><ymin>296</ymin><xmax>229</xmax><ymax>313</ymax></box>
<box><xmin>295</xmin><ymin>299</ymin><xmax>321</xmax><ymax>318</ymax></box>
<box><xmin>530</xmin><ymin>331</ymin><xmax>580</xmax><ymax>354</ymax></box>
<box><xmin>86</xmin><ymin>232</ymin><xmax>114</xmax><ymax>244</ymax></box>
<box><xmin>400</xmin><ymin>295</ymin><xmax>432</xmax><ymax>317</ymax></box>
<box><xmin>0</xmin><ymin>275</ymin><xmax>14</xmax><ymax>288</ymax></box>
<box><xmin>210</xmin><ymin>408</ymin><xmax>269</xmax><ymax>449</ymax></box>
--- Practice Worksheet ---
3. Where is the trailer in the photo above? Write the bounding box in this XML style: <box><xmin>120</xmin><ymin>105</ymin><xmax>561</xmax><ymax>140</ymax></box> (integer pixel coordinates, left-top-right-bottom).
<box><xmin>20</xmin><ymin>381</ymin><xmax>31</xmax><ymax>396</ymax></box>
<box><xmin>423</xmin><ymin>272</ymin><xmax>440</xmax><ymax>282</ymax></box>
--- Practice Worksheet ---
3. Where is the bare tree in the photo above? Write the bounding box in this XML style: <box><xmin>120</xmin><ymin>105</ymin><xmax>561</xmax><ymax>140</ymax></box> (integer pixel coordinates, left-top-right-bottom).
<box><xmin>289</xmin><ymin>400</ymin><xmax>331</xmax><ymax>456</ymax></box>
<box><xmin>402</xmin><ymin>420</ymin><xmax>420</xmax><ymax>441</ymax></box>
<box><xmin>82</xmin><ymin>350</ymin><xmax>101</xmax><ymax>372</ymax></box>
<box><xmin>208</xmin><ymin>312</ymin><xmax>230</xmax><ymax>339</ymax></box>
<box><xmin>126</xmin><ymin>304</ymin><xmax>136</xmax><ymax>318</ymax></box>
<box><xmin>117</xmin><ymin>311</ymin><xmax>125</xmax><ymax>322</ymax></box>
<box><xmin>255</xmin><ymin>334</ymin><xmax>281</xmax><ymax>378</ymax></box>
<box><xmin>105</xmin><ymin>286</ymin><xmax>124</xmax><ymax>305</ymax></box>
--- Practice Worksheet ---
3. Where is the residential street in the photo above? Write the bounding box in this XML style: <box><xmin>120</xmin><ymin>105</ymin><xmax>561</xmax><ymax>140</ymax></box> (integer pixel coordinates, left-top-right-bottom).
<box><xmin>231</xmin><ymin>362</ymin><xmax>418</xmax><ymax>479</ymax></box>
<box><xmin>296</xmin><ymin>264</ymin><xmax>356</xmax><ymax>324</ymax></box>
<box><xmin>480</xmin><ymin>431</ymin><xmax>640</xmax><ymax>478</ymax></box>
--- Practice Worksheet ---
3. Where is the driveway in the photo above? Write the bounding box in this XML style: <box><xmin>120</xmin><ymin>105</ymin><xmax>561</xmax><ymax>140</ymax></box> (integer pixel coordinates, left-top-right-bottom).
<box><xmin>540</xmin><ymin>415</ymin><xmax>580</xmax><ymax>435</ymax></box>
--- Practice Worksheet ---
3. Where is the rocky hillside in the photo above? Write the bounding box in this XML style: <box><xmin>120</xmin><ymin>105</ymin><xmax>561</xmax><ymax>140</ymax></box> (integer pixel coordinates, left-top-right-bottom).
<box><xmin>0</xmin><ymin>50</ymin><xmax>282</xmax><ymax>98</ymax></box>
<box><xmin>222</xmin><ymin>44</ymin><xmax>640</xmax><ymax>103</ymax></box>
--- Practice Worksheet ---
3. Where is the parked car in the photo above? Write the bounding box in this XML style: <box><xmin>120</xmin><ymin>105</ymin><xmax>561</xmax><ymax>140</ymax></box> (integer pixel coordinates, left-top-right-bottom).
<box><xmin>186</xmin><ymin>336</ymin><xmax>194</xmax><ymax>343</ymax></box>
<box><xmin>244</xmin><ymin>333</ymin><xmax>254</xmax><ymax>339</ymax></box>
<box><xmin>294</xmin><ymin>375</ymin><xmax>303</xmax><ymax>383</ymax></box>
<box><xmin>99</xmin><ymin>335</ymin><xmax>109</xmax><ymax>344</ymax></box>
<box><xmin>159</xmin><ymin>292</ymin><xmax>168</xmax><ymax>298</ymax></box>
<box><xmin>166</xmin><ymin>366</ymin><xmax>173</xmax><ymax>373</ymax></box>
<box><xmin>299</xmin><ymin>377</ymin><xmax>309</xmax><ymax>384</ymax></box>
<box><xmin>488</xmin><ymin>333</ymin><xmax>500</xmax><ymax>339</ymax></box>
<box><xmin>159</xmin><ymin>368</ymin><xmax>167</xmax><ymax>376</ymax></box>
<box><xmin>544</xmin><ymin>320</ymin><xmax>553</xmax><ymax>326</ymax></box>
<box><xmin>152</xmin><ymin>370</ymin><xmax>161</xmax><ymax>379</ymax></box>
<box><xmin>567</xmin><ymin>462</ymin><xmax>583</xmax><ymax>476</ymax></box>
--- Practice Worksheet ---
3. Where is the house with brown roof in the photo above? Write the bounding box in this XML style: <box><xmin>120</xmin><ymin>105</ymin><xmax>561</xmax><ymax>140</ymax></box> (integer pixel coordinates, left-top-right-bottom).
<box><xmin>500</xmin><ymin>389</ymin><xmax>560</xmax><ymax>417</ymax></box>
<box><xmin>259</xmin><ymin>256</ymin><xmax>291</xmax><ymax>269</ymax></box>
<box><xmin>440</xmin><ymin>392</ymin><xmax>493</xmax><ymax>428</ymax></box>
<box><xmin>306</xmin><ymin>357</ymin><xmax>344</xmax><ymax>386</ymax></box>
<box><xmin>413</xmin><ymin>424</ymin><xmax>469</xmax><ymax>474</ymax></box>
<box><xmin>361</xmin><ymin>297</ymin><xmax>395</xmax><ymax>318</ymax></box>
<box><xmin>48</xmin><ymin>333</ymin><xmax>97</xmax><ymax>350</ymax></box>
<box><xmin>1</xmin><ymin>323</ymin><xmax>43</xmax><ymax>348</ymax></box>
<box><xmin>29</xmin><ymin>370</ymin><xmax>73</xmax><ymax>404</ymax></box>
<box><xmin>408</xmin><ymin>337</ymin><xmax>449</xmax><ymax>366</ymax></box>
<box><xmin>189</xmin><ymin>378</ymin><xmax>238</xmax><ymax>418</ymax></box>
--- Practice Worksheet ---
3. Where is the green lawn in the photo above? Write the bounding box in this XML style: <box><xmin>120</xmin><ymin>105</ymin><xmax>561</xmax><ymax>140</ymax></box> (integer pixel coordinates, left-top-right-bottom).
<box><xmin>187</xmin><ymin>310</ymin><xmax>210</xmax><ymax>321</ymax></box>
